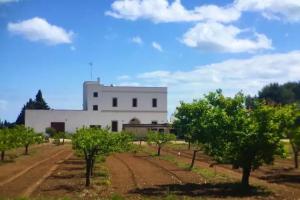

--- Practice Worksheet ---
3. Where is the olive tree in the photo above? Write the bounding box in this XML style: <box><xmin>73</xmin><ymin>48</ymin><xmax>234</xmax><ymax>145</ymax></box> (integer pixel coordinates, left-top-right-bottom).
<box><xmin>72</xmin><ymin>127</ymin><xmax>132</xmax><ymax>187</ymax></box>
<box><xmin>147</xmin><ymin>131</ymin><xmax>176</xmax><ymax>156</ymax></box>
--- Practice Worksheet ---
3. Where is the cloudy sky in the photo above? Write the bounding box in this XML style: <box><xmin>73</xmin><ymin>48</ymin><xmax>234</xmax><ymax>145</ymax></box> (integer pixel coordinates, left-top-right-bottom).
<box><xmin>1</xmin><ymin>0</ymin><xmax>300</xmax><ymax>122</ymax></box>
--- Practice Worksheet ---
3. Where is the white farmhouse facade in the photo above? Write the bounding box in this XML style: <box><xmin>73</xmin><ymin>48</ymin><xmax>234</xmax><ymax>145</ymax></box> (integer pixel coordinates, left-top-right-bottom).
<box><xmin>25</xmin><ymin>80</ymin><xmax>168</xmax><ymax>133</ymax></box>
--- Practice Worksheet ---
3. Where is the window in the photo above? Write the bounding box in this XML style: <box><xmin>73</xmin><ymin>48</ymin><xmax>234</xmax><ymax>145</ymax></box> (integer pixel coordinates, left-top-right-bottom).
<box><xmin>112</xmin><ymin>97</ymin><xmax>118</xmax><ymax>107</ymax></box>
<box><xmin>111</xmin><ymin>121</ymin><xmax>118</xmax><ymax>132</ymax></box>
<box><xmin>93</xmin><ymin>92</ymin><xmax>98</xmax><ymax>97</ymax></box>
<box><xmin>93</xmin><ymin>105</ymin><xmax>98</xmax><ymax>111</ymax></box>
<box><xmin>152</xmin><ymin>98</ymin><xmax>157</xmax><ymax>107</ymax></box>
<box><xmin>132</xmin><ymin>98</ymin><xmax>137</xmax><ymax>107</ymax></box>
<box><xmin>90</xmin><ymin>125</ymin><xmax>101</xmax><ymax>129</ymax></box>
<box><xmin>151</xmin><ymin>121</ymin><xmax>158</xmax><ymax>125</ymax></box>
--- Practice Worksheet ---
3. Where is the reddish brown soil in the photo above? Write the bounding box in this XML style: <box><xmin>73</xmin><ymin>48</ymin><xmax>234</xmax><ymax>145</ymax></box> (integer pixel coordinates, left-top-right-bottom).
<box><xmin>1</xmin><ymin>143</ymin><xmax>298</xmax><ymax>199</ymax></box>
<box><xmin>32</xmin><ymin>155</ymin><xmax>87</xmax><ymax>199</ymax></box>
<box><xmin>106</xmin><ymin>152</ymin><xmax>280</xmax><ymax>199</ymax></box>
<box><xmin>164</xmin><ymin>147</ymin><xmax>300</xmax><ymax>190</ymax></box>
<box><xmin>0</xmin><ymin>144</ymin><xmax>72</xmax><ymax>198</ymax></box>
<box><xmin>157</xmin><ymin>146</ymin><xmax>300</xmax><ymax>199</ymax></box>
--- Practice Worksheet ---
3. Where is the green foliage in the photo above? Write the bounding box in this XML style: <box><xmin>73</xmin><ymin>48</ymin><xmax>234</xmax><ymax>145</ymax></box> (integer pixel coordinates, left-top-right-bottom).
<box><xmin>0</xmin><ymin>128</ymin><xmax>16</xmax><ymax>160</ymax></box>
<box><xmin>147</xmin><ymin>132</ymin><xmax>176</xmax><ymax>146</ymax></box>
<box><xmin>275</xmin><ymin>104</ymin><xmax>300</xmax><ymax>168</ymax></box>
<box><xmin>45</xmin><ymin>127</ymin><xmax>57</xmax><ymax>137</ymax></box>
<box><xmin>16</xmin><ymin>125</ymin><xmax>43</xmax><ymax>154</ymax></box>
<box><xmin>258</xmin><ymin>81</ymin><xmax>300</xmax><ymax>105</ymax></box>
<box><xmin>173</xmin><ymin>90</ymin><xmax>284</xmax><ymax>187</ymax></box>
<box><xmin>72</xmin><ymin>127</ymin><xmax>133</xmax><ymax>186</ymax></box>
<box><xmin>147</xmin><ymin>132</ymin><xmax>176</xmax><ymax>156</ymax></box>
<box><xmin>0</xmin><ymin>125</ymin><xmax>42</xmax><ymax>160</ymax></box>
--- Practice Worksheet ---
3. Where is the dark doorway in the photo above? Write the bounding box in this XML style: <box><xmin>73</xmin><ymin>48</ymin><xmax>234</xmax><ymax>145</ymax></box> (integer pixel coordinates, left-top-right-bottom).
<box><xmin>51</xmin><ymin>122</ymin><xmax>65</xmax><ymax>132</ymax></box>
<box><xmin>111</xmin><ymin>121</ymin><xmax>118</xmax><ymax>132</ymax></box>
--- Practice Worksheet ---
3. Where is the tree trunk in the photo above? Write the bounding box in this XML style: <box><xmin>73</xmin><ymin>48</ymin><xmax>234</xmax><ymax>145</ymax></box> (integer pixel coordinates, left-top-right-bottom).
<box><xmin>25</xmin><ymin>144</ymin><xmax>29</xmax><ymax>155</ymax></box>
<box><xmin>139</xmin><ymin>140</ymin><xmax>142</xmax><ymax>146</ymax></box>
<box><xmin>241</xmin><ymin>167</ymin><xmax>251</xmax><ymax>187</ymax></box>
<box><xmin>289</xmin><ymin>138</ymin><xmax>298</xmax><ymax>169</ymax></box>
<box><xmin>1</xmin><ymin>151</ymin><xmax>5</xmax><ymax>161</ymax></box>
<box><xmin>157</xmin><ymin>146</ymin><xmax>161</xmax><ymax>156</ymax></box>
<box><xmin>294</xmin><ymin>151</ymin><xmax>298</xmax><ymax>169</ymax></box>
<box><xmin>62</xmin><ymin>138</ymin><xmax>65</xmax><ymax>145</ymax></box>
<box><xmin>85</xmin><ymin>158</ymin><xmax>92</xmax><ymax>187</ymax></box>
<box><xmin>188</xmin><ymin>140</ymin><xmax>191</xmax><ymax>150</ymax></box>
<box><xmin>189</xmin><ymin>150</ymin><xmax>198</xmax><ymax>170</ymax></box>
<box><xmin>91</xmin><ymin>158</ymin><xmax>95</xmax><ymax>177</ymax></box>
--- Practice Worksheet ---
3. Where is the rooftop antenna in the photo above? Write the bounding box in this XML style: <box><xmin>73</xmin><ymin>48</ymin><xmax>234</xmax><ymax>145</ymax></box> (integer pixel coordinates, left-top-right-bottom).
<box><xmin>89</xmin><ymin>62</ymin><xmax>93</xmax><ymax>80</ymax></box>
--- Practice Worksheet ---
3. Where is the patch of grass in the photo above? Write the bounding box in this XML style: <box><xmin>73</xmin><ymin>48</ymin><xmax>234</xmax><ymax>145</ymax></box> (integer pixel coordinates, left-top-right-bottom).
<box><xmin>93</xmin><ymin>163</ymin><xmax>111</xmax><ymax>187</ymax></box>
<box><xmin>281</xmin><ymin>139</ymin><xmax>292</xmax><ymax>158</ymax></box>
<box><xmin>110</xmin><ymin>194</ymin><xmax>125</xmax><ymax>200</ymax></box>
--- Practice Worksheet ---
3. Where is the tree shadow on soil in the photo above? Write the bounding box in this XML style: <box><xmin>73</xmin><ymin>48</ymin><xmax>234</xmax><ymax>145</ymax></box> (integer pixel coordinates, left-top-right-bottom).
<box><xmin>260</xmin><ymin>168</ymin><xmax>300</xmax><ymax>185</ymax></box>
<box><xmin>41</xmin><ymin>184</ymin><xmax>82</xmax><ymax>193</ymax></box>
<box><xmin>130</xmin><ymin>182</ymin><xmax>272</xmax><ymax>198</ymax></box>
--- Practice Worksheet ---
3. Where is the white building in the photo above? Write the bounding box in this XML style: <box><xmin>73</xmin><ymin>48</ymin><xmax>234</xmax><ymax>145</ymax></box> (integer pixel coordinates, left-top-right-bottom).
<box><xmin>25</xmin><ymin>79</ymin><xmax>168</xmax><ymax>133</ymax></box>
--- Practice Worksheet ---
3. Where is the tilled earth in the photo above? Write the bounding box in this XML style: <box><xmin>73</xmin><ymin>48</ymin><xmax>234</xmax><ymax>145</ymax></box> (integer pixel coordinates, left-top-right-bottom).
<box><xmin>1</xmin><ymin>144</ymin><xmax>299</xmax><ymax>199</ymax></box>
<box><xmin>0</xmin><ymin>143</ymin><xmax>73</xmax><ymax>198</ymax></box>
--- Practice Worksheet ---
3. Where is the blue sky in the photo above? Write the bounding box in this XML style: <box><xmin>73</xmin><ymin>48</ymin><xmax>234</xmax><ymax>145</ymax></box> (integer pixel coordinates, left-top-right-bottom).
<box><xmin>1</xmin><ymin>0</ymin><xmax>300</xmax><ymax>122</ymax></box>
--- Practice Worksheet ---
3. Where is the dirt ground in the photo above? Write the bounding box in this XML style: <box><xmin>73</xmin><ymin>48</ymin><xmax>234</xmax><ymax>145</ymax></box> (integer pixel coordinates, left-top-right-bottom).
<box><xmin>0</xmin><ymin>144</ymin><xmax>299</xmax><ymax>200</ymax></box>
<box><xmin>156</xmin><ymin>146</ymin><xmax>300</xmax><ymax>199</ymax></box>
<box><xmin>0</xmin><ymin>143</ymin><xmax>72</xmax><ymax>198</ymax></box>
<box><xmin>163</xmin><ymin>146</ymin><xmax>300</xmax><ymax>190</ymax></box>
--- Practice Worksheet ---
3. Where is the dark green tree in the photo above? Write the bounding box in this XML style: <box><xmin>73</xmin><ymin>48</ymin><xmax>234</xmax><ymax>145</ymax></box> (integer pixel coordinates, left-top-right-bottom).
<box><xmin>258</xmin><ymin>81</ymin><xmax>300</xmax><ymax>105</ymax></box>
<box><xmin>34</xmin><ymin>90</ymin><xmax>50</xmax><ymax>109</ymax></box>
<box><xmin>16</xmin><ymin>90</ymin><xmax>50</xmax><ymax>125</ymax></box>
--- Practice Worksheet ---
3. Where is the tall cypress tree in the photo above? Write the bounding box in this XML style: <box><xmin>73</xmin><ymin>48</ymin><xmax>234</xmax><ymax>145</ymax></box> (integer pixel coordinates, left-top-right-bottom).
<box><xmin>34</xmin><ymin>90</ymin><xmax>50</xmax><ymax>110</ymax></box>
<box><xmin>15</xmin><ymin>90</ymin><xmax>50</xmax><ymax>125</ymax></box>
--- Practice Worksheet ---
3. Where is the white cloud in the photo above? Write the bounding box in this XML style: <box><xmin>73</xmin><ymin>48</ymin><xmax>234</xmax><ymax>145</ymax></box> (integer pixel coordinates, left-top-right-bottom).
<box><xmin>124</xmin><ymin>51</ymin><xmax>300</xmax><ymax>113</ymax></box>
<box><xmin>182</xmin><ymin>22</ymin><xmax>272</xmax><ymax>53</ymax></box>
<box><xmin>152</xmin><ymin>41</ymin><xmax>163</xmax><ymax>52</ymax></box>
<box><xmin>235</xmin><ymin>0</ymin><xmax>300</xmax><ymax>22</ymax></box>
<box><xmin>7</xmin><ymin>17</ymin><xmax>74</xmax><ymax>45</ymax></box>
<box><xmin>0</xmin><ymin>0</ymin><xmax>19</xmax><ymax>4</ymax></box>
<box><xmin>131</xmin><ymin>36</ymin><xmax>143</xmax><ymax>44</ymax></box>
<box><xmin>0</xmin><ymin>100</ymin><xmax>8</xmax><ymax>111</ymax></box>
<box><xmin>106</xmin><ymin>0</ymin><xmax>240</xmax><ymax>23</ymax></box>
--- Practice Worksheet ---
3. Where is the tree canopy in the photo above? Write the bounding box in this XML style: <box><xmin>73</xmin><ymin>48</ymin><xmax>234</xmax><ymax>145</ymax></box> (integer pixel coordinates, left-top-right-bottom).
<box><xmin>258</xmin><ymin>82</ymin><xmax>300</xmax><ymax>105</ymax></box>
<box><xmin>72</xmin><ymin>127</ymin><xmax>133</xmax><ymax>186</ymax></box>
<box><xmin>173</xmin><ymin>90</ymin><xmax>284</xmax><ymax>187</ymax></box>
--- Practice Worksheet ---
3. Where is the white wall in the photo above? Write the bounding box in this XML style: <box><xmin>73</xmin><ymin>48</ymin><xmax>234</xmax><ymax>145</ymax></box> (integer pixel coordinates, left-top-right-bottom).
<box><xmin>25</xmin><ymin>109</ymin><xmax>167</xmax><ymax>133</ymax></box>
<box><xmin>84</xmin><ymin>81</ymin><xmax>167</xmax><ymax>112</ymax></box>
<box><xmin>25</xmin><ymin>80</ymin><xmax>168</xmax><ymax>133</ymax></box>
